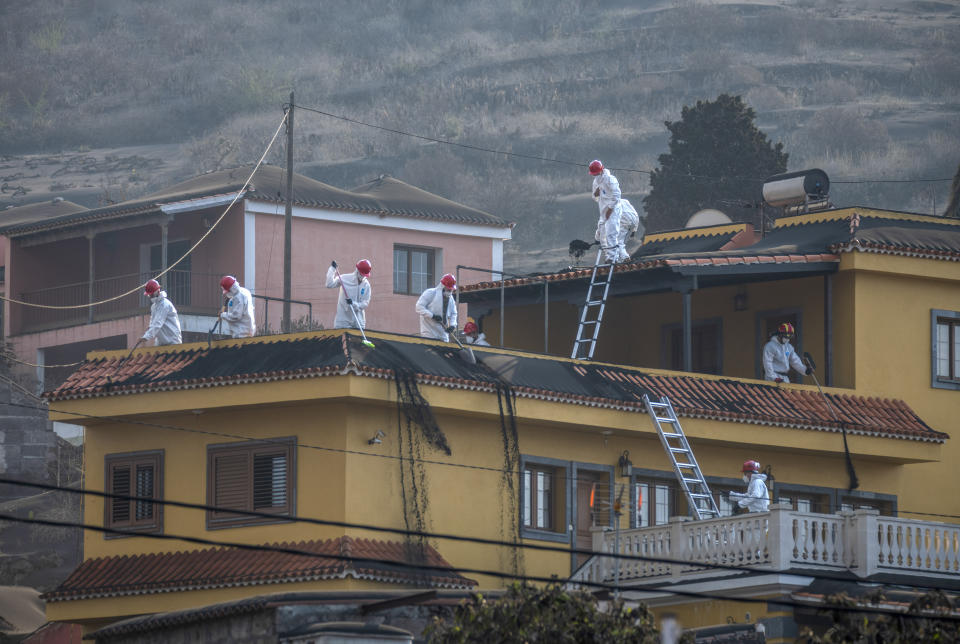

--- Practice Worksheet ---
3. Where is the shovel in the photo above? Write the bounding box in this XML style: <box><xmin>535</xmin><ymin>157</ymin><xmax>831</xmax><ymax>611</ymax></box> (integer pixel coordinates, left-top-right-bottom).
<box><xmin>450</xmin><ymin>328</ymin><xmax>476</xmax><ymax>365</ymax></box>
<box><xmin>207</xmin><ymin>316</ymin><xmax>222</xmax><ymax>349</ymax></box>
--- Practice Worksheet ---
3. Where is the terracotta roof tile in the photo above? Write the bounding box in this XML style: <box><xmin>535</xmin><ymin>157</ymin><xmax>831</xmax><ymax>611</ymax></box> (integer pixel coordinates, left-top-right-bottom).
<box><xmin>43</xmin><ymin>536</ymin><xmax>474</xmax><ymax>602</ymax></box>
<box><xmin>47</xmin><ymin>332</ymin><xmax>945</xmax><ymax>442</ymax></box>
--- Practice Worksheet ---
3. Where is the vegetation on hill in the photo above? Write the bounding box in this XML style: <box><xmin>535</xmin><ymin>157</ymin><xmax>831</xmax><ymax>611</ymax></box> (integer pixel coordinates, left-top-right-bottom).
<box><xmin>1</xmin><ymin>0</ymin><xmax>958</xmax><ymax>265</ymax></box>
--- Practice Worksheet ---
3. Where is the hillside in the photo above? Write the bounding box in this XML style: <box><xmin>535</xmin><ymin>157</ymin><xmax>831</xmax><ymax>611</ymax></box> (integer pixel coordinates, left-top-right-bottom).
<box><xmin>1</xmin><ymin>0</ymin><xmax>958</xmax><ymax>272</ymax></box>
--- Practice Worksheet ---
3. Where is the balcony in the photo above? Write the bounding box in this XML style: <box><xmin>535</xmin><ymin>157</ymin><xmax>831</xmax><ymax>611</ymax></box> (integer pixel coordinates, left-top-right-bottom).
<box><xmin>17</xmin><ymin>271</ymin><xmax>223</xmax><ymax>334</ymax></box>
<box><xmin>571</xmin><ymin>504</ymin><xmax>960</xmax><ymax>590</ymax></box>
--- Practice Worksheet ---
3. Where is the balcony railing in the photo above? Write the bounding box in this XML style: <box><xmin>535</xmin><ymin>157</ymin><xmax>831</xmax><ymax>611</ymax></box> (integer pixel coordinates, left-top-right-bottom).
<box><xmin>570</xmin><ymin>504</ymin><xmax>960</xmax><ymax>589</ymax></box>
<box><xmin>18</xmin><ymin>271</ymin><xmax>224</xmax><ymax>334</ymax></box>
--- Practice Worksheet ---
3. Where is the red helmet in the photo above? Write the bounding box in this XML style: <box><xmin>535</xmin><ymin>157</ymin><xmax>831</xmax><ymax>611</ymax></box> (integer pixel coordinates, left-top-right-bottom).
<box><xmin>742</xmin><ymin>460</ymin><xmax>761</xmax><ymax>474</ymax></box>
<box><xmin>356</xmin><ymin>259</ymin><xmax>372</xmax><ymax>276</ymax></box>
<box><xmin>463</xmin><ymin>321</ymin><xmax>478</xmax><ymax>335</ymax></box>
<box><xmin>440</xmin><ymin>273</ymin><xmax>457</xmax><ymax>290</ymax></box>
<box><xmin>220</xmin><ymin>275</ymin><xmax>237</xmax><ymax>293</ymax></box>
<box><xmin>778</xmin><ymin>322</ymin><xmax>795</xmax><ymax>335</ymax></box>
<box><xmin>144</xmin><ymin>279</ymin><xmax>161</xmax><ymax>296</ymax></box>
<box><xmin>588</xmin><ymin>159</ymin><xmax>604</xmax><ymax>175</ymax></box>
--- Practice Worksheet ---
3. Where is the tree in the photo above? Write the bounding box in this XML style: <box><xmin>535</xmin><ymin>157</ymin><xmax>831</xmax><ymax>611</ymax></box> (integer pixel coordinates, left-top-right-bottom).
<box><xmin>643</xmin><ymin>94</ymin><xmax>788</xmax><ymax>231</ymax></box>
<box><xmin>424</xmin><ymin>582</ymin><xmax>661</xmax><ymax>643</ymax></box>
<box><xmin>796</xmin><ymin>590</ymin><xmax>960</xmax><ymax>642</ymax></box>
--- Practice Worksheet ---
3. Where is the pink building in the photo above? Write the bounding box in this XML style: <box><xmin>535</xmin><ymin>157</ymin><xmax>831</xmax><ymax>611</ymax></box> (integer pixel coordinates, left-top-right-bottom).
<box><xmin>0</xmin><ymin>166</ymin><xmax>513</xmax><ymax>390</ymax></box>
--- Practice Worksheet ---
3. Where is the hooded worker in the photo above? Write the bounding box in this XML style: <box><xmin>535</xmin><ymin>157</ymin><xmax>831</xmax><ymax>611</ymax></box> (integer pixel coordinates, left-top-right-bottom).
<box><xmin>141</xmin><ymin>279</ymin><xmax>182</xmax><ymax>346</ymax></box>
<box><xmin>219</xmin><ymin>275</ymin><xmax>256</xmax><ymax>338</ymax></box>
<box><xmin>727</xmin><ymin>460</ymin><xmax>770</xmax><ymax>513</ymax></box>
<box><xmin>325</xmin><ymin>259</ymin><xmax>372</xmax><ymax>329</ymax></box>
<box><xmin>763</xmin><ymin>322</ymin><xmax>811</xmax><ymax>382</ymax></box>
<box><xmin>416</xmin><ymin>273</ymin><xmax>458</xmax><ymax>341</ymax></box>
<box><xmin>590</xmin><ymin>160</ymin><xmax>642</xmax><ymax>264</ymax></box>
<box><xmin>462</xmin><ymin>320</ymin><xmax>490</xmax><ymax>346</ymax></box>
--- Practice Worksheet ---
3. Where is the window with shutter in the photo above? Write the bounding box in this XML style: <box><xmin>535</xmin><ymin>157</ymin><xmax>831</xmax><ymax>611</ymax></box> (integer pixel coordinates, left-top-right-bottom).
<box><xmin>104</xmin><ymin>451</ymin><xmax>163</xmax><ymax>536</ymax></box>
<box><xmin>207</xmin><ymin>438</ymin><xmax>296</xmax><ymax>529</ymax></box>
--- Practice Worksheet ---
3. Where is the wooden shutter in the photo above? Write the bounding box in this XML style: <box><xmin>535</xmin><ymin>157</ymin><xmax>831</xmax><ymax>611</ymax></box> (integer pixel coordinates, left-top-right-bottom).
<box><xmin>105</xmin><ymin>451</ymin><xmax>163</xmax><ymax>534</ymax></box>
<box><xmin>253</xmin><ymin>451</ymin><xmax>288</xmax><ymax>510</ymax></box>
<box><xmin>110</xmin><ymin>464</ymin><xmax>131</xmax><ymax>524</ymax></box>
<box><xmin>212</xmin><ymin>450</ymin><xmax>250</xmax><ymax>517</ymax></box>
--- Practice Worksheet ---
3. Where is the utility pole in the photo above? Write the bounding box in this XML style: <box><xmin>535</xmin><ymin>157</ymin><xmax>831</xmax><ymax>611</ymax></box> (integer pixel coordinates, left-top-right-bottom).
<box><xmin>283</xmin><ymin>92</ymin><xmax>294</xmax><ymax>333</ymax></box>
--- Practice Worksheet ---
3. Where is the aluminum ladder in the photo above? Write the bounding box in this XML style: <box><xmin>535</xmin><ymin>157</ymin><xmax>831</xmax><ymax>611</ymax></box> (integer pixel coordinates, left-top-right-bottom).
<box><xmin>570</xmin><ymin>247</ymin><xmax>615</xmax><ymax>360</ymax></box>
<box><xmin>643</xmin><ymin>394</ymin><xmax>720</xmax><ymax>520</ymax></box>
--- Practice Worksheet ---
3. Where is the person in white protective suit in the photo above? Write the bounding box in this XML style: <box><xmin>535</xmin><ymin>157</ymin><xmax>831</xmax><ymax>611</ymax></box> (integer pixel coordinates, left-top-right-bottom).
<box><xmin>219</xmin><ymin>275</ymin><xmax>256</xmax><ymax>338</ymax></box>
<box><xmin>325</xmin><ymin>259</ymin><xmax>372</xmax><ymax>329</ymax></box>
<box><xmin>416</xmin><ymin>273</ymin><xmax>458</xmax><ymax>341</ymax></box>
<box><xmin>462</xmin><ymin>320</ymin><xmax>490</xmax><ymax>346</ymax></box>
<box><xmin>141</xmin><ymin>279</ymin><xmax>182</xmax><ymax>346</ymax></box>
<box><xmin>763</xmin><ymin>322</ymin><xmax>812</xmax><ymax>383</ymax></box>
<box><xmin>590</xmin><ymin>159</ymin><xmax>642</xmax><ymax>264</ymax></box>
<box><xmin>727</xmin><ymin>460</ymin><xmax>770</xmax><ymax>513</ymax></box>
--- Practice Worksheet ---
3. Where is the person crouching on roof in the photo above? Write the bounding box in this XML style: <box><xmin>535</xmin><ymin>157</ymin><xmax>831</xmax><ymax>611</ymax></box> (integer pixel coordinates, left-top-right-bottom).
<box><xmin>325</xmin><ymin>259</ymin><xmax>372</xmax><ymax>329</ymax></box>
<box><xmin>462</xmin><ymin>320</ymin><xmax>489</xmax><ymax>346</ymax></box>
<box><xmin>762</xmin><ymin>322</ymin><xmax>811</xmax><ymax>383</ymax></box>
<box><xmin>416</xmin><ymin>273</ymin><xmax>458</xmax><ymax>341</ymax></box>
<box><xmin>727</xmin><ymin>460</ymin><xmax>770</xmax><ymax>513</ymax></box>
<box><xmin>141</xmin><ymin>279</ymin><xmax>182</xmax><ymax>346</ymax></box>
<box><xmin>589</xmin><ymin>159</ymin><xmax>641</xmax><ymax>264</ymax></box>
<box><xmin>219</xmin><ymin>275</ymin><xmax>256</xmax><ymax>338</ymax></box>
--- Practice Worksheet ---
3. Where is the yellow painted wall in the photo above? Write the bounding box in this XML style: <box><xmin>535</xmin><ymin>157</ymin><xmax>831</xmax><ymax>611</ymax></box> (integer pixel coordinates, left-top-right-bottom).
<box><xmin>59</xmin><ymin>365</ymin><xmax>941</xmax><ymax>623</ymax></box>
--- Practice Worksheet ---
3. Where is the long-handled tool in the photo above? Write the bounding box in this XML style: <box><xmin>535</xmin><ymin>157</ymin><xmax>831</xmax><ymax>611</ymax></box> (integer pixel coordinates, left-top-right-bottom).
<box><xmin>333</xmin><ymin>262</ymin><xmax>375</xmax><ymax>349</ymax></box>
<box><xmin>208</xmin><ymin>298</ymin><xmax>226</xmax><ymax>348</ymax></box>
<box><xmin>803</xmin><ymin>352</ymin><xmax>859</xmax><ymax>490</ymax></box>
<box><xmin>449</xmin><ymin>326</ymin><xmax>476</xmax><ymax>365</ymax></box>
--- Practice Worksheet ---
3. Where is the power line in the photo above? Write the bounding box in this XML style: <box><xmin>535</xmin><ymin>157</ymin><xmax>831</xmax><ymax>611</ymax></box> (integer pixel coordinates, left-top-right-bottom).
<box><xmin>0</xmin><ymin>509</ymin><xmax>956</xmax><ymax>620</ymax></box>
<box><xmin>8</xmin><ymin>396</ymin><xmax>960</xmax><ymax>522</ymax></box>
<box><xmin>0</xmin><ymin>111</ymin><xmax>288</xmax><ymax>311</ymax></box>
<box><xmin>293</xmin><ymin>102</ymin><xmax>954</xmax><ymax>185</ymax></box>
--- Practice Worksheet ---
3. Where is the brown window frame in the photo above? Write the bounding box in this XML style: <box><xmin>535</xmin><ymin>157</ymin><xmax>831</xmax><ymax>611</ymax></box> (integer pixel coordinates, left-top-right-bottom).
<box><xmin>935</xmin><ymin>315</ymin><xmax>960</xmax><ymax>383</ymax></box>
<box><xmin>104</xmin><ymin>450</ymin><xmax>164</xmax><ymax>537</ymax></box>
<box><xmin>393</xmin><ymin>245</ymin><xmax>436</xmax><ymax>295</ymax></box>
<box><xmin>206</xmin><ymin>437</ymin><xmax>296</xmax><ymax>530</ymax></box>
<box><xmin>632</xmin><ymin>476</ymin><xmax>680</xmax><ymax>528</ymax></box>
<box><xmin>662</xmin><ymin>318</ymin><xmax>723</xmax><ymax>375</ymax></box>
<box><xmin>522</xmin><ymin>464</ymin><xmax>565</xmax><ymax>534</ymax></box>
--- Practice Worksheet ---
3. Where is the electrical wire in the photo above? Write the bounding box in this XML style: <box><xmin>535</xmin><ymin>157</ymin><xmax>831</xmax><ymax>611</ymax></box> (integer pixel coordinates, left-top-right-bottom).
<box><xmin>1</xmin><ymin>510</ymin><xmax>958</xmax><ymax>620</ymax></box>
<box><xmin>293</xmin><ymin>102</ymin><xmax>954</xmax><ymax>185</ymax></box>
<box><xmin>7</xmin><ymin>395</ymin><xmax>960</xmax><ymax>522</ymax></box>
<box><xmin>0</xmin><ymin>111</ymin><xmax>288</xmax><ymax>311</ymax></box>
<box><xmin>3</xmin><ymin>474</ymin><xmax>958</xmax><ymax>596</ymax></box>
<box><xmin>2</xmin><ymin>352</ymin><xmax>85</xmax><ymax>370</ymax></box>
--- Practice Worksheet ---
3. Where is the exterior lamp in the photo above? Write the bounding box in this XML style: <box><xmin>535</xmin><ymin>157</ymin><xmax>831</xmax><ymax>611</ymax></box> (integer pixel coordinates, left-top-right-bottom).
<box><xmin>617</xmin><ymin>450</ymin><xmax>633</xmax><ymax>478</ymax></box>
<box><xmin>734</xmin><ymin>289</ymin><xmax>748</xmax><ymax>312</ymax></box>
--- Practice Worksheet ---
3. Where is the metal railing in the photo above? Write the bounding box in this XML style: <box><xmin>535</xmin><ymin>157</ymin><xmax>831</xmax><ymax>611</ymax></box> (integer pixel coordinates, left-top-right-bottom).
<box><xmin>252</xmin><ymin>294</ymin><xmax>315</xmax><ymax>335</ymax></box>
<box><xmin>569</xmin><ymin>504</ymin><xmax>960</xmax><ymax>590</ymax></box>
<box><xmin>17</xmin><ymin>271</ymin><xmax>224</xmax><ymax>334</ymax></box>
<box><xmin>456</xmin><ymin>264</ymin><xmax>550</xmax><ymax>352</ymax></box>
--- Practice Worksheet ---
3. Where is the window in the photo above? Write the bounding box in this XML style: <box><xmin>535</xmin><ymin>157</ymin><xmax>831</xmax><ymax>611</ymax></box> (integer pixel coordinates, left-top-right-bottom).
<box><xmin>775</xmin><ymin>490</ymin><xmax>831</xmax><ymax>514</ymax></box>
<box><xmin>632</xmin><ymin>473</ymin><xmax>682</xmax><ymax>528</ymax></box>
<box><xmin>394</xmin><ymin>245</ymin><xmax>435</xmax><ymax>295</ymax></box>
<box><xmin>105</xmin><ymin>450</ymin><xmax>163</xmax><ymax>536</ymax></box>
<box><xmin>147</xmin><ymin>240</ymin><xmax>192</xmax><ymax>305</ymax></box>
<box><xmin>933</xmin><ymin>310</ymin><xmax>960</xmax><ymax>390</ymax></box>
<box><xmin>523</xmin><ymin>464</ymin><xmax>564</xmax><ymax>533</ymax></box>
<box><xmin>662</xmin><ymin>319</ymin><xmax>722</xmax><ymax>374</ymax></box>
<box><xmin>838</xmin><ymin>491</ymin><xmax>896</xmax><ymax>516</ymax></box>
<box><xmin>207</xmin><ymin>438</ymin><xmax>295</xmax><ymax>529</ymax></box>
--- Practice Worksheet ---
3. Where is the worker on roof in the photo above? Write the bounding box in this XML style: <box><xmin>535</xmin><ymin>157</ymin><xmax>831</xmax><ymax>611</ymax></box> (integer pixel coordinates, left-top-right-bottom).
<box><xmin>589</xmin><ymin>159</ymin><xmax>642</xmax><ymax>264</ymax></box>
<box><xmin>326</xmin><ymin>259</ymin><xmax>372</xmax><ymax>329</ymax></box>
<box><xmin>762</xmin><ymin>322</ymin><xmax>811</xmax><ymax>383</ymax></box>
<box><xmin>726</xmin><ymin>460</ymin><xmax>770</xmax><ymax>513</ymax></box>
<box><xmin>416</xmin><ymin>274</ymin><xmax>458</xmax><ymax>341</ymax></box>
<box><xmin>140</xmin><ymin>279</ymin><xmax>182</xmax><ymax>346</ymax></box>
<box><xmin>462</xmin><ymin>320</ymin><xmax>490</xmax><ymax>346</ymax></box>
<box><xmin>219</xmin><ymin>275</ymin><xmax>256</xmax><ymax>338</ymax></box>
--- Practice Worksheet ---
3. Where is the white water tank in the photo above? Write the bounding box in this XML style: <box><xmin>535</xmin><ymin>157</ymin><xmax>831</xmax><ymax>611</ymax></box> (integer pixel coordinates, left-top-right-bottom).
<box><xmin>685</xmin><ymin>209</ymin><xmax>733</xmax><ymax>228</ymax></box>
<box><xmin>762</xmin><ymin>169</ymin><xmax>829</xmax><ymax>207</ymax></box>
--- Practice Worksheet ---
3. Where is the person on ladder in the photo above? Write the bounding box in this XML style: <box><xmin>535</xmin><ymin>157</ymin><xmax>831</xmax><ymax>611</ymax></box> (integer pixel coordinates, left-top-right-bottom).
<box><xmin>219</xmin><ymin>275</ymin><xmax>256</xmax><ymax>338</ymax></box>
<box><xmin>141</xmin><ymin>279</ymin><xmax>182</xmax><ymax>346</ymax></box>
<box><xmin>763</xmin><ymin>322</ymin><xmax>812</xmax><ymax>383</ymax></box>
<box><xmin>416</xmin><ymin>273</ymin><xmax>458</xmax><ymax>341</ymax></box>
<box><xmin>589</xmin><ymin>159</ymin><xmax>642</xmax><ymax>264</ymax></box>
<box><xmin>726</xmin><ymin>460</ymin><xmax>770</xmax><ymax>513</ymax></box>
<box><xmin>326</xmin><ymin>259</ymin><xmax>372</xmax><ymax>329</ymax></box>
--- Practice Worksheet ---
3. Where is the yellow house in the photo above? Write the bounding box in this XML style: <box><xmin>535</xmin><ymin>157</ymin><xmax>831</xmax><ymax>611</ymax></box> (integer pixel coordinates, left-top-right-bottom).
<box><xmin>42</xmin><ymin>303</ymin><xmax>953</xmax><ymax>640</ymax></box>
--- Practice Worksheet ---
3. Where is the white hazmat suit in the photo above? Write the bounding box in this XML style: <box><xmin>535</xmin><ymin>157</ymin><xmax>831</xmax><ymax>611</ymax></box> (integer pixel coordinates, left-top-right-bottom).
<box><xmin>465</xmin><ymin>332</ymin><xmax>490</xmax><ymax>346</ymax></box>
<box><xmin>592</xmin><ymin>169</ymin><xmax>641</xmax><ymax>263</ymax></box>
<box><xmin>729</xmin><ymin>472</ymin><xmax>770</xmax><ymax>513</ymax></box>
<box><xmin>325</xmin><ymin>265</ymin><xmax>371</xmax><ymax>329</ymax></box>
<box><xmin>220</xmin><ymin>282</ymin><xmax>256</xmax><ymax>338</ymax></box>
<box><xmin>141</xmin><ymin>291</ymin><xmax>182</xmax><ymax>346</ymax></box>
<box><xmin>416</xmin><ymin>282</ymin><xmax>458</xmax><ymax>341</ymax></box>
<box><xmin>762</xmin><ymin>336</ymin><xmax>806</xmax><ymax>382</ymax></box>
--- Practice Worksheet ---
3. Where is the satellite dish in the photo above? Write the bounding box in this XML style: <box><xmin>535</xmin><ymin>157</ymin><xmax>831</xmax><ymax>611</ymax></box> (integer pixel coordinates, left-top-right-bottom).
<box><xmin>685</xmin><ymin>209</ymin><xmax>732</xmax><ymax>228</ymax></box>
